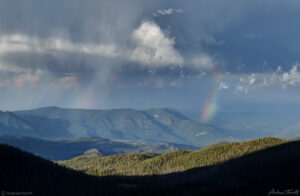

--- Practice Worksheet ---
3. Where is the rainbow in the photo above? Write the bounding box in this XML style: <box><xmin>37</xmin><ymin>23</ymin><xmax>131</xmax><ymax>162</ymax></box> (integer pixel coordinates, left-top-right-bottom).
<box><xmin>67</xmin><ymin>89</ymin><xmax>99</xmax><ymax>109</ymax></box>
<box><xmin>200</xmin><ymin>72</ymin><xmax>223</xmax><ymax>122</ymax></box>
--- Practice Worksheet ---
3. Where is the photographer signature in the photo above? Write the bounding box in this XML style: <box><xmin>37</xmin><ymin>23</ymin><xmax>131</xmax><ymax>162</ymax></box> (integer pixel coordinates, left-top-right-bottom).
<box><xmin>268</xmin><ymin>188</ymin><xmax>299</xmax><ymax>195</ymax></box>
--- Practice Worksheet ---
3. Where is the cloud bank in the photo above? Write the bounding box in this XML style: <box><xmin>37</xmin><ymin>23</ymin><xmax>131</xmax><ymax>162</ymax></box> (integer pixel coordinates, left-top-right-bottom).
<box><xmin>218</xmin><ymin>64</ymin><xmax>300</xmax><ymax>93</ymax></box>
<box><xmin>1</xmin><ymin>0</ymin><xmax>300</xmax><ymax>110</ymax></box>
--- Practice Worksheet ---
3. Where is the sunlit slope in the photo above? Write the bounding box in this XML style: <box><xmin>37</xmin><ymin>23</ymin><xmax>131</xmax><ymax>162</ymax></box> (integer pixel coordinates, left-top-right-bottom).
<box><xmin>58</xmin><ymin>137</ymin><xmax>286</xmax><ymax>176</ymax></box>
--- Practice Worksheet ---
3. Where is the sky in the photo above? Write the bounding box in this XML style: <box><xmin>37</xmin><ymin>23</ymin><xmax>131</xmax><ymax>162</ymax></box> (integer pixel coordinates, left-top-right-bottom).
<box><xmin>1</xmin><ymin>0</ymin><xmax>300</xmax><ymax>124</ymax></box>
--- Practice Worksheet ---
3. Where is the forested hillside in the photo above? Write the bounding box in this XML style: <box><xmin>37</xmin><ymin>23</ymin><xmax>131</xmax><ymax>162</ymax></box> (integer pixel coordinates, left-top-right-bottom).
<box><xmin>1</xmin><ymin>137</ymin><xmax>299</xmax><ymax>195</ymax></box>
<box><xmin>58</xmin><ymin>137</ymin><xmax>287</xmax><ymax>176</ymax></box>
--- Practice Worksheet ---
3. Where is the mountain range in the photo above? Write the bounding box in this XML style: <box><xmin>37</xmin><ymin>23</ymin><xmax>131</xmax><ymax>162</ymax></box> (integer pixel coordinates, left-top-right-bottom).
<box><xmin>0</xmin><ymin>107</ymin><xmax>237</xmax><ymax>146</ymax></box>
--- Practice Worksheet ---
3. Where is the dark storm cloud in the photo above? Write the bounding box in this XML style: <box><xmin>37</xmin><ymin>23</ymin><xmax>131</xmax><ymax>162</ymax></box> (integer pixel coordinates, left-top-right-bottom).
<box><xmin>0</xmin><ymin>0</ymin><xmax>147</xmax><ymax>42</ymax></box>
<box><xmin>155</xmin><ymin>0</ymin><xmax>300</xmax><ymax>73</ymax></box>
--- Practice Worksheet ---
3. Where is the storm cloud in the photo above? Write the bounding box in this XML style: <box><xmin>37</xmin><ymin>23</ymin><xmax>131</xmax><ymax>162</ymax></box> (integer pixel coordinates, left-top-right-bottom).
<box><xmin>1</xmin><ymin>0</ymin><xmax>300</xmax><ymax>110</ymax></box>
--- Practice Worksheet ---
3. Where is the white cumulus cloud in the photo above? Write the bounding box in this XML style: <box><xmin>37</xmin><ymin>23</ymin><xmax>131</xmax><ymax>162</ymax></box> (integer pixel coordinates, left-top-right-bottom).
<box><xmin>129</xmin><ymin>21</ymin><xmax>184</xmax><ymax>67</ymax></box>
<box><xmin>152</xmin><ymin>8</ymin><xmax>183</xmax><ymax>16</ymax></box>
<box><xmin>219</xmin><ymin>82</ymin><xmax>229</xmax><ymax>90</ymax></box>
<box><xmin>234</xmin><ymin>64</ymin><xmax>300</xmax><ymax>93</ymax></box>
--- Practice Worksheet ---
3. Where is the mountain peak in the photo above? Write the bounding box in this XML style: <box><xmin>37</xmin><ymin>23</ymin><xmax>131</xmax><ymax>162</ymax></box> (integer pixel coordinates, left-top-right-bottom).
<box><xmin>37</xmin><ymin>106</ymin><xmax>61</xmax><ymax>110</ymax></box>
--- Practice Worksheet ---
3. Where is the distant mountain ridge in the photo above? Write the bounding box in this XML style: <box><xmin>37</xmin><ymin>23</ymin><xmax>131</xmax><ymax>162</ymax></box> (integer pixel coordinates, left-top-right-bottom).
<box><xmin>5</xmin><ymin>106</ymin><xmax>236</xmax><ymax>146</ymax></box>
<box><xmin>0</xmin><ymin>111</ymin><xmax>38</xmax><ymax>136</ymax></box>
<box><xmin>0</xmin><ymin>134</ymin><xmax>199</xmax><ymax>160</ymax></box>
<box><xmin>0</xmin><ymin>109</ymin><xmax>71</xmax><ymax>138</ymax></box>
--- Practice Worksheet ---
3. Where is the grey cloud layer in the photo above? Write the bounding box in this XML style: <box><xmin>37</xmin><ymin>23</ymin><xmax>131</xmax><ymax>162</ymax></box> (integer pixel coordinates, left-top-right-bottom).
<box><xmin>1</xmin><ymin>0</ymin><xmax>300</xmax><ymax>110</ymax></box>
<box><xmin>1</xmin><ymin>0</ymin><xmax>300</xmax><ymax>76</ymax></box>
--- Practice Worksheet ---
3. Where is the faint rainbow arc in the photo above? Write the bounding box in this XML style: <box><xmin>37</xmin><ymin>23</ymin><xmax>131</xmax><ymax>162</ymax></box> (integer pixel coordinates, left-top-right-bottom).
<box><xmin>200</xmin><ymin>72</ymin><xmax>223</xmax><ymax>122</ymax></box>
